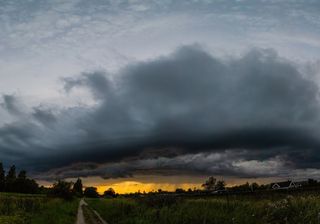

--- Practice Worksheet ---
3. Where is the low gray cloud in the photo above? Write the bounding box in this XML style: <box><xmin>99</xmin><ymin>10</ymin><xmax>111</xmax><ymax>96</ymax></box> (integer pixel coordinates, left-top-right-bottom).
<box><xmin>63</xmin><ymin>72</ymin><xmax>111</xmax><ymax>100</ymax></box>
<box><xmin>32</xmin><ymin>107</ymin><xmax>57</xmax><ymax>126</ymax></box>
<box><xmin>36</xmin><ymin>150</ymin><xmax>317</xmax><ymax>181</ymax></box>
<box><xmin>1</xmin><ymin>45</ymin><xmax>320</xmax><ymax>179</ymax></box>
<box><xmin>1</xmin><ymin>94</ymin><xmax>23</xmax><ymax>116</ymax></box>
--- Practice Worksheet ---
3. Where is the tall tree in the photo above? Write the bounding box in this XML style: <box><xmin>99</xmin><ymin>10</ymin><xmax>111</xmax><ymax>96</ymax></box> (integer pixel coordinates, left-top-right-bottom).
<box><xmin>52</xmin><ymin>180</ymin><xmax>73</xmax><ymax>200</ymax></box>
<box><xmin>18</xmin><ymin>170</ymin><xmax>26</xmax><ymax>179</ymax></box>
<box><xmin>6</xmin><ymin>165</ymin><xmax>16</xmax><ymax>180</ymax></box>
<box><xmin>16</xmin><ymin>170</ymin><xmax>29</xmax><ymax>193</ymax></box>
<box><xmin>0</xmin><ymin>163</ymin><xmax>5</xmax><ymax>192</ymax></box>
<box><xmin>215</xmin><ymin>180</ymin><xmax>226</xmax><ymax>190</ymax></box>
<box><xmin>72</xmin><ymin>178</ymin><xmax>83</xmax><ymax>197</ymax></box>
<box><xmin>202</xmin><ymin>176</ymin><xmax>217</xmax><ymax>191</ymax></box>
<box><xmin>103</xmin><ymin>188</ymin><xmax>116</xmax><ymax>198</ymax></box>
<box><xmin>5</xmin><ymin>165</ymin><xmax>16</xmax><ymax>192</ymax></box>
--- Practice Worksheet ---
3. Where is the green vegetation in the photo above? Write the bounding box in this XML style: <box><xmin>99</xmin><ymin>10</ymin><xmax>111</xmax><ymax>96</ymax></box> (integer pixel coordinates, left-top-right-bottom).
<box><xmin>87</xmin><ymin>193</ymin><xmax>320</xmax><ymax>224</ymax></box>
<box><xmin>0</xmin><ymin>193</ymin><xmax>79</xmax><ymax>224</ymax></box>
<box><xmin>30</xmin><ymin>198</ymin><xmax>79</xmax><ymax>224</ymax></box>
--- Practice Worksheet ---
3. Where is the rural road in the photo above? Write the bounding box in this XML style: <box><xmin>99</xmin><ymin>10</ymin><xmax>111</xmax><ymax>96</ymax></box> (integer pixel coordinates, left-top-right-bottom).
<box><xmin>76</xmin><ymin>199</ymin><xmax>87</xmax><ymax>224</ymax></box>
<box><xmin>76</xmin><ymin>198</ymin><xmax>108</xmax><ymax>224</ymax></box>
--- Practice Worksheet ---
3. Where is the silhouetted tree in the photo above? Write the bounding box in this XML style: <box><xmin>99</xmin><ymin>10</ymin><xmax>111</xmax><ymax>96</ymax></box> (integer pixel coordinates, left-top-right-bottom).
<box><xmin>175</xmin><ymin>188</ymin><xmax>185</xmax><ymax>194</ymax></box>
<box><xmin>72</xmin><ymin>178</ymin><xmax>83</xmax><ymax>197</ymax></box>
<box><xmin>18</xmin><ymin>170</ymin><xmax>26</xmax><ymax>179</ymax></box>
<box><xmin>5</xmin><ymin>165</ymin><xmax>16</xmax><ymax>192</ymax></box>
<box><xmin>25</xmin><ymin>179</ymin><xmax>39</xmax><ymax>194</ymax></box>
<box><xmin>15</xmin><ymin>170</ymin><xmax>39</xmax><ymax>194</ymax></box>
<box><xmin>103</xmin><ymin>188</ymin><xmax>116</xmax><ymax>198</ymax></box>
<box><xmin>308</xmin><ymin>178</ymin><xmax>318</xmax><ymax>186</ymax></box>
<box><xmin>216</xmin><ymin>180</ymin><xmax>226</xmax><ymax>190</ymax></box>
<box><xmin>229</xmin><ymin>182</ymin><xmax>250</xmax><ymax>192</ymax></box>
<box><xmin>0</xmin><ymin>163</ymin><xmax>39</xmax><ymax>194</ymax></box>
<box><xmin>258</xmin><ymin>184</ymin><xmax>268</xmax><ymax>190</ymax></box>
<box><xmin>51</xmin><ymin>180</ymin><xmax>73</xmax><ymax>200</ymax></box>
<box><xmin>39</xmin><ymin>185</ymin><xmax>50</xmax><ymax>194</ymax></box>
<box><xmin>0</xmin><ymin>163</ymin><xmax>5</xmax><ymax>192</ymax></box>
<box><xmin>15</xmin><ymin>170</ymin><xmax>27</xmax><ymax>193</ymax></box>
<box><xmin>84</xmin><ymin>187</ymin><xmax>99</xmax><ymax>198</ymax></box>
<box><xmin>202</xmin><ymin>176</ymin><xmax>217</xmax><ymax>191</ymax></box>
<box><xmin>250</xmin><ymin>182</ymin><xmax>259</xmax><ymax>192</ymax></box>
<box><xmin>6</xmin><ymin>165</ymin><xmax>16</xmax><ymax>179</ymax></box>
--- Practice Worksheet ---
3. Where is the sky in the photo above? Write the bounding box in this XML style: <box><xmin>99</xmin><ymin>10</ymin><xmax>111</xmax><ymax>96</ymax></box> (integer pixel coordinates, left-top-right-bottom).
<box><xmin>1</xmin><ymin>0</ymin><xmax>320</xmax><ymax>193</ymax></box>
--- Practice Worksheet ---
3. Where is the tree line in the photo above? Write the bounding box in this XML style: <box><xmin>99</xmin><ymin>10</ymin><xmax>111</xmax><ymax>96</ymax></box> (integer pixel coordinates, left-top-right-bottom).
<box><xmin>0</xmin><ymin>162</ymin><xmax>116</xmax><ymax>199</ymax></box>
<box><xmin>51</xmin><ymin>178</ymin><xmax>116</xmax><ymax>200</ymax></box>
<box><xmin>0</xmin><ymin>163</ymin><xmax>39</xmax><ymax>194</ymax></box>
<box><xmin>3</xmin><ymin>162</ymin><xmax>320</xmax><ymax>199</ymax></box>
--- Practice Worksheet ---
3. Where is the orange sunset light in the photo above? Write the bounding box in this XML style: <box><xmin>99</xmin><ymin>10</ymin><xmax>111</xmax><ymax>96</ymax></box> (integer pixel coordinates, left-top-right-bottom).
<box><xmin>96</xmin><ymin>181</ymin><xmax>201</xmax><ymax>194</ymax></box>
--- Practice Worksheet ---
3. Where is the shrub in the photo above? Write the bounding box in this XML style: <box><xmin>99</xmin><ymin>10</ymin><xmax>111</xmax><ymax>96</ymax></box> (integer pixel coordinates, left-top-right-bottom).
<box><xmin>84</xmin><ymin>187</ymin><xmax>99</xmax><ymax>198</ymax></box>
<box><xmin>50</xmin><ymin>180</ymin><xmax>73</xmax><ymax>200</ymax></box>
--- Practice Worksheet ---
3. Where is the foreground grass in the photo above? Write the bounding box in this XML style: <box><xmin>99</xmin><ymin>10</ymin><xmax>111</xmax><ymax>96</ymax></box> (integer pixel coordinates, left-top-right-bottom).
<box><xmin>30</xmin><ymin>198</ymin><xmax>79</xmax><ymax>224</ymax></box>
<box><xmin>0</xmin><ymin>193</ymin><xmax>79</xmax><ymax>224</ymax></box>
<box><xmin>87</xmin><ymin>194</ymin><xmax>320</xmax><ymax>224</ymax></box>
<box><xmin>82</xmin><ymin>204</ymin><xmax>104</xmax><ymax>224</ymax></box>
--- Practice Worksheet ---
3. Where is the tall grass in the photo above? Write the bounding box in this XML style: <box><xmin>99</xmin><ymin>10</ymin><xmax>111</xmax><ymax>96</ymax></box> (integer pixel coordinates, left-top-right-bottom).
<box><xmin>0</xmin><ymin>193</ymin><xmax>79</xmax><ymax>224</ymax></box>
<box><xmin>29</xmin><ymin>198</ymin><xmax>79</xmax><ymax>224</ymax></box>
<box><xmin>87</xmin><ymin>194</ymin><xmax>320</xmax><ymax>224</ymax></box>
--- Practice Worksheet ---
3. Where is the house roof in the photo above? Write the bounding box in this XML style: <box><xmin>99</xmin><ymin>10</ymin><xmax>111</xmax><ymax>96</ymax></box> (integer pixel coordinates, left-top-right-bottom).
<box><xmin>270</xmin><ymin>181</ymin><xmax>293</xmax><ymax>188</ymax></box>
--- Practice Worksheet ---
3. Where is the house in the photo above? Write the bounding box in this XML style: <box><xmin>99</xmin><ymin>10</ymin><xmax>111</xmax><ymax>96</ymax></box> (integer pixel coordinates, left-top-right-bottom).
<box><xmin>270</xmin><ymin>180</ymin><xmax>296</xmax><ymax>190</ymax></box>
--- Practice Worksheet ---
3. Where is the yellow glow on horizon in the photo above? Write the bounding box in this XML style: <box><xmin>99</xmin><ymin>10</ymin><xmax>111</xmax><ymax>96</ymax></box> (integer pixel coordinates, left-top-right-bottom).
<box><xmin>56</xmin><ymin>175</ymin><xmax>280</xmax><ymax>195</ymax></box>
<box><xmin>96</xmin><ymin>181</ymin><xmax>201</xmax><ymax>194</ymax></box>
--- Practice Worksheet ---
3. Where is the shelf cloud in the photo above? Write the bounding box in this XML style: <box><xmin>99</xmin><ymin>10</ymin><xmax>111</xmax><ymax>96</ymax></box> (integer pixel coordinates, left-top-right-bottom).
<box><xmin>1</xmin><ymin>45</ymin><xmax>320</xmax><ymax>179</ymax></box>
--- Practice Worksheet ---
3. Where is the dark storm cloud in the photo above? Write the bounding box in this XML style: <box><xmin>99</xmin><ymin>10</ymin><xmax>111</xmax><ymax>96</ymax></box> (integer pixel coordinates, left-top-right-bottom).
<box><xmin>32</xmin><ymin>107</ymin><xmax>57</xmax><ymax>125</ymax></box>
<box><xmin>0</xmin><ymin>121</ymin><xmax>39</xmax><ymax>164</ymax></box>
<box><xmin>63</xmin><ymin>72</ymin><xmax>111</xmax><ymax>100</ymax></box>
<box><xmin>62</xmin><ymin>46</ymin><xmax>320</xmax><ymax>149</ymax></box>
<box><xmin>1</xmin><ymin>45</ymin><xmax>320</xmax><ymax>178</ymax></box>
<box><xmin>36</xmin><ymin>151</ymin><xmax>293</xmax><ymax>181</ymax></box>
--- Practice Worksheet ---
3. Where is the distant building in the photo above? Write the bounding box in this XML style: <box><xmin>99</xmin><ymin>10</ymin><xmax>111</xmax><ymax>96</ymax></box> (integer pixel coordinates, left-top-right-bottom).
<box><xmin>294</xmin><ymin>181</ymin><xmax>309</xmax><ymax>188</ymax></box>
<box><xmin>270</xmin><ymin>180</ymin><xmax>296</xmax><ymax>190</ymax></box>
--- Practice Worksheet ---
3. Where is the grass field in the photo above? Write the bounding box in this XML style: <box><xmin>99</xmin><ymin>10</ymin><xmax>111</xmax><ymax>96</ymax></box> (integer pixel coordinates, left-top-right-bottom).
<box><xmin>0</xmin><ymin>193</ymin><xmax>79</xmax><ymax>224</ymax></box>
<box><xmin>86</xmin><ymin>193</ymin><xmax>320</xmax><ymax>224</ymax></box>
<box><xmin>3</xmin><ymin>191</ymin><xmax>320</xmax><ymax>224</ymax></box>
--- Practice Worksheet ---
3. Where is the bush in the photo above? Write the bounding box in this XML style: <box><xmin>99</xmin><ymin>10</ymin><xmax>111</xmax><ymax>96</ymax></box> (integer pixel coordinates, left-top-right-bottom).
<box><xmin>50</xmin><ymin>180</ymin><xmax>73</xmax><ymax>200</ymax></box>
<box><xmin>84</xmin><ymin>187</ymin><xmax>99</xmax><ymax>198</ymax></box>
<box><xmin>103</xmin><ymin>188</ymin><xmax>116</xmax><ymax>198</ymax></box>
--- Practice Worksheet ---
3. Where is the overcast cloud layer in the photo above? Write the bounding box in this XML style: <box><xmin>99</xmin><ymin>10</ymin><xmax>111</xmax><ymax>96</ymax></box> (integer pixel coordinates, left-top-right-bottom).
<box><xmin>1</xmin><ymin>0</ymin><xmax>320</xmax><ymax>180</ymax></box>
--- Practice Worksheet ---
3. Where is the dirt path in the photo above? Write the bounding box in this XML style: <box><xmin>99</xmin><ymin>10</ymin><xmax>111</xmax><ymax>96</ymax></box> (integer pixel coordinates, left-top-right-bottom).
<box><xmin>76</xmin><ymin>199</ymin><xmax>87</xmax><ymax>224</ymax></box>
<box><xmin>76</xmin><ymin>198</ymin><xmax>108</xmax><ymax>224</ymax></box>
